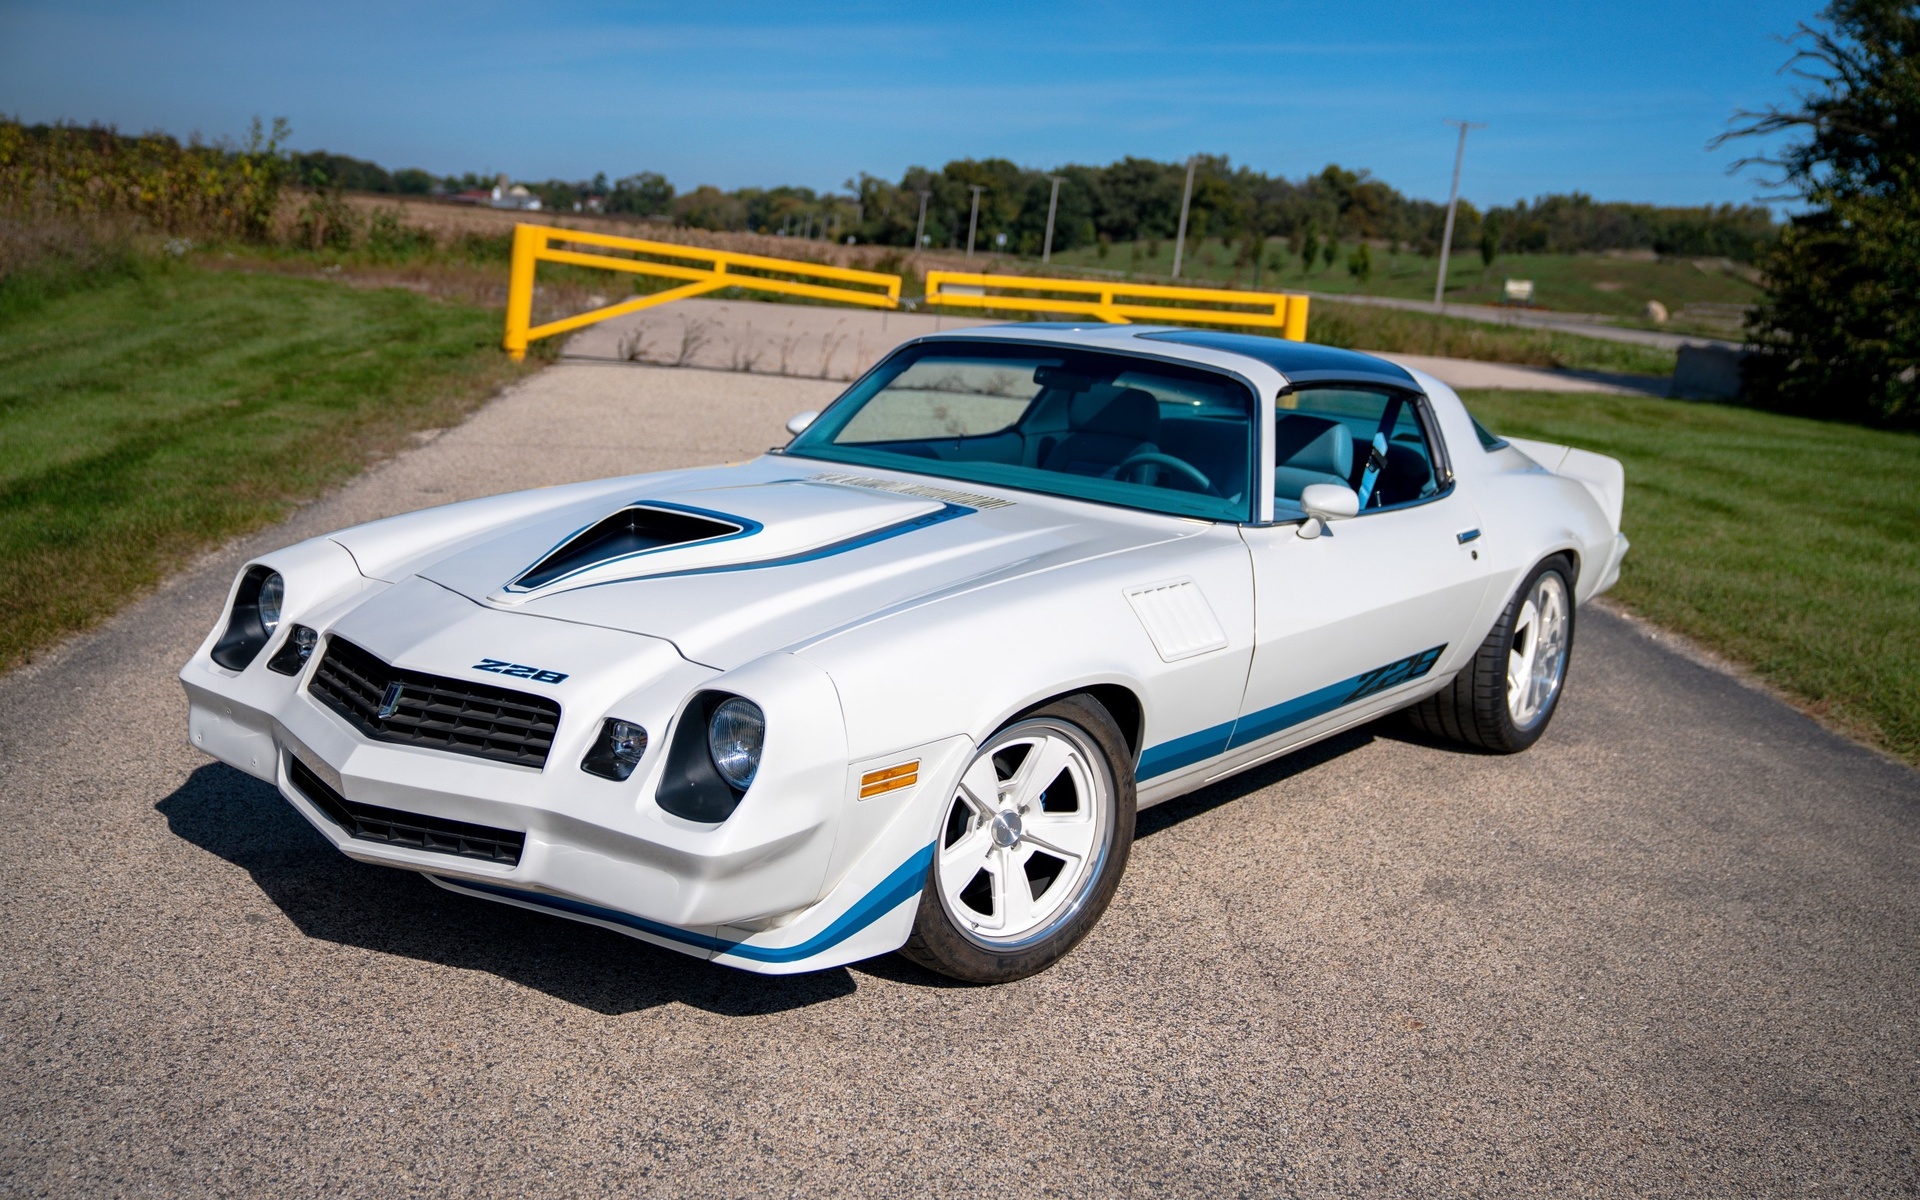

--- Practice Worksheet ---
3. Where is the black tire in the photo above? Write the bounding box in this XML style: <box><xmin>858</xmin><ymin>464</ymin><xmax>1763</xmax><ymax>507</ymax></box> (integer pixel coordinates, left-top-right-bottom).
<box><xmin>899</xmin><ymin>694</ymin><xmax>1136</xmax><ymax>984</ymax></box>
<box><xmin>1406</xmin><ymin>555</ymin><xmax>1577</xmax><ymax>754</ymax></box>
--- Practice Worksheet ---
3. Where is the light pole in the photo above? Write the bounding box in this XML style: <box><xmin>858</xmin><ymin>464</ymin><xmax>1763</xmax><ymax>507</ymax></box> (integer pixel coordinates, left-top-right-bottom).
<box><xmin>914</xmin><ymin>189</ymin><xmax>931</xmax><ymax>251</ymax></box>
<box><xmin>1433</xmin><ymin>120</ymin><xmax>1484</xmax><ymax>306</ymax></box>
<box><xmin>1171</xmin><ymin>156</ymin><xmax>1197</xmax><ymax>279</ymax></box>
<box><xmin>1042</xmin><ymin>175</ymin><xmax>1063</xmax><ymax>264</ymax></box>
<box><xmin>966</xmin><ymin>185</ymin><xmax>985</xmax><ymax>258</ymax></box>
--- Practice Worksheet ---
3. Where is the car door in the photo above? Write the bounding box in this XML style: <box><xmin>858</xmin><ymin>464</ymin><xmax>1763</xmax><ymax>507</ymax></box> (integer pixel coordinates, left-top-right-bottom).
<box><xmin>1229</xmin><ymin>383</ymin><xmax>1490</xmax><ymax>766</ymax></box>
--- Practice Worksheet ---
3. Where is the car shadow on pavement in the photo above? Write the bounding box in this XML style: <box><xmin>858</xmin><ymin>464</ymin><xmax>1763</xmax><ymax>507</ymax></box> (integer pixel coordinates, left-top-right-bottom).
<box><xmin>156</xmin><ymin>764</ymin><xmax>857</xmax><ymax>1017</ymax></box>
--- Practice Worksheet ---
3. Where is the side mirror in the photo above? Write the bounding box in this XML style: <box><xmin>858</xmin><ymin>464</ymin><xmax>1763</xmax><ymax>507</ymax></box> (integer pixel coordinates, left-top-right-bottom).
<box><xmin>1300</xmin><ymin>483</ymin><xmax>1359</xmax><ymax>520</ymax></box>
<box><xmin>1295</xmin><ymin>483</ymin><xmax>1360</xmax><ymax>539</ymax></box>
<box><xmin>785</xmin><ymin>410</ymin><xmax>819</xmax><ymax>436</ymax></box>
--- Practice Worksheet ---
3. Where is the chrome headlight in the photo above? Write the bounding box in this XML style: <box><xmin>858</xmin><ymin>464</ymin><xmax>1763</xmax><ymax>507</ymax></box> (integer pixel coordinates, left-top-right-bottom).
<box><xmin>257</xmin><ymin>572</ymin><xmax>283</xmax><ymax>635</ymax></box>
<box><xmin>210</xmin><ymin>566</ymin><xmax>285</xmax><ymax>671</ymax></box>
<box><xmin>707</xmin><ymin>698</ymin><xmax>765</xmax><ymax>790</ymax></box>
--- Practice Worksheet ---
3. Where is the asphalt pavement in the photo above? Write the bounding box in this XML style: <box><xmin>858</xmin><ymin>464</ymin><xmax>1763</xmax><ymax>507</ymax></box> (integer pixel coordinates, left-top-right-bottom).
<box><xmin>3</xmin><ymin>362</ymin><xmax>1916</xmax><ymax>1198</ymax></box>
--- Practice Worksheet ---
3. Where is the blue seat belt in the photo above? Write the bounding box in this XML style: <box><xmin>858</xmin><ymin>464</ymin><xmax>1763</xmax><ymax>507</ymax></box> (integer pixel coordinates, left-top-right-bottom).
<box><xmin>1356</xmin><ymin>432</ymin><xmax>1388</xmax><ymax>507</ymax></box>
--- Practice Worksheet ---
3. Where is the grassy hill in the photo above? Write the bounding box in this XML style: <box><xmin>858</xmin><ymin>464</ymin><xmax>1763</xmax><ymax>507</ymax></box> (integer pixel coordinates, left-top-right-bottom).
<box><xmin>1048</xmin><ymin>239</ymin><xmax>1761</xmax><ymax>338</ymax></box>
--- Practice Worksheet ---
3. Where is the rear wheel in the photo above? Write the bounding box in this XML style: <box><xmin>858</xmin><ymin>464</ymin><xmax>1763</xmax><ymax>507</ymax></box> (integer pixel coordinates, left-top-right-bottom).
<box><xmin>899</xmin><ymin>696</ymin><xmax>1135</xmax><ymax>983</ymax></box>
<box><xmin>1407</xmin><ymin>556</ymin><xmax>1575</xmax><ymax>753</ymax></box>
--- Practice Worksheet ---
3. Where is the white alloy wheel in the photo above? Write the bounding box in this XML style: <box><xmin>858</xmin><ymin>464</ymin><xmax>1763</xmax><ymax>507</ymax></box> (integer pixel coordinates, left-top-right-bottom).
<box><xmin>935</xmin><ymin>717</ymin><xmax>1116</xmax><ymax>950</ymax></box>
<box><xmin>1506</xmin><ymin>569</ymin><xmax>1570</xmax><ymax>730</ymax></box>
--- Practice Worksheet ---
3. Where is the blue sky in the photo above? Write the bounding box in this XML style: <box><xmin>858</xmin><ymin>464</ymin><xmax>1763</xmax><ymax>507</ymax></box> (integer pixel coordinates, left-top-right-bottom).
<box><xmin>2</xmin><ymin>0</ymin><xmax>1813</xmax><ymax>209</ymax></box>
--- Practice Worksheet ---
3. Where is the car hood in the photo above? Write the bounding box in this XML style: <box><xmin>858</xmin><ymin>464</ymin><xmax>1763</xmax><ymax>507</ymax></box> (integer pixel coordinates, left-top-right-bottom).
<box><xmin>336</xmin><ymin>458</ymin><xmax>1203</xmax><ymax>670</ymax></box>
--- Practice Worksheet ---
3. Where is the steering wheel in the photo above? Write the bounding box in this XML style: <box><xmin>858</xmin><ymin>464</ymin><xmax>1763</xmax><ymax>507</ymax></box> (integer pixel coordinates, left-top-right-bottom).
<box><xmin>1111</xmin><ymin>450</ymin><xmax>1214</xmax><ymax>495</ymax></box>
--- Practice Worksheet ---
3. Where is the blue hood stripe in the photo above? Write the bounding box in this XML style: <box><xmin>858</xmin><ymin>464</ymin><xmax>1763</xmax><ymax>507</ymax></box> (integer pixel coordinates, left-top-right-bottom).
<box><xmin>438</xmin><ymin>842</ymin><xmax>935</xmax><ymax>965</ymax></box>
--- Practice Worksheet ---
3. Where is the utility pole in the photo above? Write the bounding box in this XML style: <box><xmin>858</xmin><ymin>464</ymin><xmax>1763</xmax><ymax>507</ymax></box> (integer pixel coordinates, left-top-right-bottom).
<box><xmin>1042</xmin><ymin>175</ymin><xmax>1063</xmax><ymax>263</ymax></box>
<box><xmin>1171</xmin><ymin>156</ymin><xmax>1197</xmax><ymax>279</ymax></box>
<box><xmin>914</xmin><ymin>190</ymin><xmax>931</xmax><ymax>250</ymax></box>
<box><xmin>1434</xmin><ymin>120</ymin><xmax>1484</xmax><ymax>306</ymax></box>
<box><xmin>966</xmin><ymin>185</ymin><xmax>985</xmax><ymax>258</ymax></box>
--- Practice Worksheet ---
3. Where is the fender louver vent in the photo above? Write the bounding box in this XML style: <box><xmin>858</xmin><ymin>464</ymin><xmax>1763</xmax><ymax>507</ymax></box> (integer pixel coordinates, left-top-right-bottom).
<box><xmin>516</xmin><ymin>505</ymin><xmax>743</xmax><ymax>590</ymax></box>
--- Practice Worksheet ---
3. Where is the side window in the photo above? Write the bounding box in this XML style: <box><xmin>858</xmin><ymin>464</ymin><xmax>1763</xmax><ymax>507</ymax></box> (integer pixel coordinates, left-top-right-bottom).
<box><xmin>1274</xmin><ymin>387</ymin><xmax>1444</xmax><ymax>512</ymax></box>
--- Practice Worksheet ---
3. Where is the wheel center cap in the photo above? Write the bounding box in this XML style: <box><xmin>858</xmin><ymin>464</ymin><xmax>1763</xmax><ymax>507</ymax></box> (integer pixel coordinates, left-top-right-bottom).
<box><xmin>990</xmin><ymin>809</ymin><xmax>1023</xmax><ymax>848</ymax></box>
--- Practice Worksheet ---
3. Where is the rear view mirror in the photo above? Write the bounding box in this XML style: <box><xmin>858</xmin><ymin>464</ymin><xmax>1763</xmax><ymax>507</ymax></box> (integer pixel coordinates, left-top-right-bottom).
<box><xmin>785</xmin><ymin>411</ymin><xmax>819</xmax><ymax>436</ymax></box>
<box><xmin>1295</xmin><ymin>483</ymin><xmax>1360</xmax><ymax>539</ymax></box>
<box><xmin>1033</xmin><ymin>365</ymin><xmax>1096</xmax><ymax>393</ymax></box>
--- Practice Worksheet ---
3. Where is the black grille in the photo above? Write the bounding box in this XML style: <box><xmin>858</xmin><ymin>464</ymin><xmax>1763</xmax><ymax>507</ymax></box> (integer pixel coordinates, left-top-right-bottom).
<box><xmin>308</xmin><ymin>636</ymin><xmax>560</xmax><ymax>768</ymax></box>
<box><xmin>287</xmin><ymin>755</ymin><xmax>525</xmax><ymax>866</ymax></box>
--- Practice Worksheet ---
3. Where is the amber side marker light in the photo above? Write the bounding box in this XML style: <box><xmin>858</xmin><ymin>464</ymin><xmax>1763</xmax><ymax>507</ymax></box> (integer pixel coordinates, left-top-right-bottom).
<box><xmin>859</xmin><ymin>760</ymin><xmax>920</xmax><ymax>799</ymax></box>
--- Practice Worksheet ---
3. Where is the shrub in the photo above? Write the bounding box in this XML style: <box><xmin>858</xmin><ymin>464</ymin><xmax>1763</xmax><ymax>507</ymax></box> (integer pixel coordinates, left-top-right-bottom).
<box><xmin>1347</xmin><ymin>243</ymin><xmax>1373</xmax><ymax>283</ymax></box>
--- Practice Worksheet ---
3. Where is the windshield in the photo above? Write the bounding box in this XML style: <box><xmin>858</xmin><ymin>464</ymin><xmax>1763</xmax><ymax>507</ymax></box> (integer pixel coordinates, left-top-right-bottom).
<box><xmin>784</xmin><ymin>340</ymin><xmax>1257</xmax><ymax>521</ymax></box>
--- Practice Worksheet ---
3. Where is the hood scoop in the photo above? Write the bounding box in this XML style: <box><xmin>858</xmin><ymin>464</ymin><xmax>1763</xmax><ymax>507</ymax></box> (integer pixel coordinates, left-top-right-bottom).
<box><xmin>469</xmin><ymin>482</ymin><xmax>951</xmax><ymax>606</ymax></box>
<box><xmin>511</xmin><ymin>505</ymin><xmax>746</xmax><ymax>592</ymax></box>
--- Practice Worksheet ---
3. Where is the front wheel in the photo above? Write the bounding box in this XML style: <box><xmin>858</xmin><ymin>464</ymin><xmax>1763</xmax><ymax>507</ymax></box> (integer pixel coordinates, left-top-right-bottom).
<box><xmin>898</xmin><ymin>695</ymin><xmax>1135</xmax><ymax>983</ymax></box>
<box><xmin>1407</xmin><ymin>556</ymin><xmax>1576</xmax><ymax>753</ymax></box>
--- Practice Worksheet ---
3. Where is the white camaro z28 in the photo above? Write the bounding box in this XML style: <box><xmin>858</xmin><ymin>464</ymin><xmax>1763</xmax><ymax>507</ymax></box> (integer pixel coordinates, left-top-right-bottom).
<box><xmin>181</xmin><ymin>325</ymin><xmax>1627</xmax><ymax>983</ymax></box>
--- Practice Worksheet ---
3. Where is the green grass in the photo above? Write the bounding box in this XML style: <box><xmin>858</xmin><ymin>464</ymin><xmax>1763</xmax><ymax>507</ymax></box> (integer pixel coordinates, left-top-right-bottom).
<box><xmin>1050</xmin><ymin>240</ymin><xmax>1761</xmax><ymax>336</ymax></box>
<box><xmin>1312</xmin><ymin>301</ymin><xmax>1675</xmax><ymax>377</ymax></box>
<box><xmin>1460</xmin><ymin>389</ymin><xmax>1920</xmax><ymax>764</ymax></box>
<box><xmin>0</xmin><ymin>261</ymin><xmax>531</xmax><ymax>672</ymax></box>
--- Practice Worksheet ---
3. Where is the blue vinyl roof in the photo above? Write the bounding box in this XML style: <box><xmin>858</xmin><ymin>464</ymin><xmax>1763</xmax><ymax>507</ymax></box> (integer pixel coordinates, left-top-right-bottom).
<box><xmin>1138</xmin><ymin>329</ymin><xmax>1417</xmax><ymax>389</ymax></box>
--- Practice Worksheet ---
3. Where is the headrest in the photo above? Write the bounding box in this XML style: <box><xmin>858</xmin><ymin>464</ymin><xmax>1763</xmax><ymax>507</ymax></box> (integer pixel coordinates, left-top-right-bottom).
<box><xmin>1070</xmin><ymin>387</ymin><xmax>1161</xmax><ymax>439</ymax></box>
<box><xmin>1275</xmin><ymin>414</ymin><xmax>1353</xmax><ymax>479</ymax></box>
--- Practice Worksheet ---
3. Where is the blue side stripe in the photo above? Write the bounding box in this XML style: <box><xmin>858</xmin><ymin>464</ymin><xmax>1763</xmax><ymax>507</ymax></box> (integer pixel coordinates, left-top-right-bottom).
<box><xmin>1135</xmin><ymin>723</ymin><xmax>1233</xmax><ymax>780</ymax></box>
<box><xmin>1225</xmin><ymin>676</ymin><xmax>1358</xmax><ymax>749</ymax></box>
<box><xmin>1138</xmin><ymin>644</ymin><xmax>1446</xmax><ymax>782</ymax></box>
<box><xmin>437</xmin><ymin>842</ymin><xmax>935</xmax><ymax>965</ymax></box>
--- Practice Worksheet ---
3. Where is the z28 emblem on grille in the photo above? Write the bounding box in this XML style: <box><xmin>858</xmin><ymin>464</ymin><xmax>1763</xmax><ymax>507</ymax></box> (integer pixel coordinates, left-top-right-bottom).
<box><xmin>472</xmin><ymin>658</ymin><xmax>569</xmax><ymax>684</ymax></box>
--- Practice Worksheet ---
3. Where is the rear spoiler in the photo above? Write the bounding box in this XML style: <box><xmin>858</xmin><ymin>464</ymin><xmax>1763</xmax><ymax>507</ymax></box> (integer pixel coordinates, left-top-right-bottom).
<box><xmin>1504</xmin><ymin>437</ymin><xmax>1625</xmax><ymax>533</ymax></box>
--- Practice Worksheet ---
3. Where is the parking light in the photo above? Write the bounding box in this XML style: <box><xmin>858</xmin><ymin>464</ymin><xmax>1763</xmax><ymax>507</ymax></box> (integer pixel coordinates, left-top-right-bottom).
<box><xmin>267</xmin><ymin>625</ymin><xmax>319</xmax><ymax>675</ymax></box>
<box><xmin>582</xmin><ymin>718</ymin><xmax>649</xmax><ymax>781</ymax></box>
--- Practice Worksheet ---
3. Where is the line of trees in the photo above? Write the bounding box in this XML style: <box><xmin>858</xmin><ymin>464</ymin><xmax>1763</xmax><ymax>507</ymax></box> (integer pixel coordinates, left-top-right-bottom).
<box><xmin>281</xmin><ymin>146</ymin><xmax>1776</xmax><ymax>263</ymax></box>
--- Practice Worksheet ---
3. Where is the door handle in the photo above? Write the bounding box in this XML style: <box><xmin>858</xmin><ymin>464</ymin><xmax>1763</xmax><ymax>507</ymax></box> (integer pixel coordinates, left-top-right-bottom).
<box><xmin>1456</xmin><ymin>529</ymin><xmax>1482</xmax><ymax>544</ymax></box>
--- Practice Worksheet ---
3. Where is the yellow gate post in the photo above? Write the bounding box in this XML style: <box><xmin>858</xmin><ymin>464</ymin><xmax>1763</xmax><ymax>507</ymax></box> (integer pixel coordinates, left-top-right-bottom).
<box><xmin>503</xmin><ymin>224</ymin><xmax>541</xmax><ymax>361</ymax></box>
<box><xmin>500</xmin><ymin>224</ymin><xmax>903</xmax><ymax>361</ymax></box>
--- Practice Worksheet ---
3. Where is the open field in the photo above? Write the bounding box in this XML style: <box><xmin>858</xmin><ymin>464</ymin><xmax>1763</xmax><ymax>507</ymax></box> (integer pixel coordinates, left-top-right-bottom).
<box><xmin>236</xmin><ymin>209</ymin><xmax>1679</xmax><ymax>377</ymax></box>
<box><xmin>0</xmin><ymin>261</ymin><xmax>529</xmax><ymax>674</ymax></box>
<box><xmin>1049</xmin><ymin>239</ymin><xmax>1761</xmax><ymax>337</ymax></box>
<box><xmin>1463</xmin><ymin>389</ymin><xmax>1920</xmax><ymax>765</ymax></box>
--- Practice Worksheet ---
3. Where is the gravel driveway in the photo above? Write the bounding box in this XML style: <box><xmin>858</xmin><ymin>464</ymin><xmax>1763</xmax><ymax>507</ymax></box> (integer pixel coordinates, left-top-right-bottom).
<box><xmin>2</xmin><ymin>363</ymin><xmax>1915</xmax><ymax>1198</ymax></box>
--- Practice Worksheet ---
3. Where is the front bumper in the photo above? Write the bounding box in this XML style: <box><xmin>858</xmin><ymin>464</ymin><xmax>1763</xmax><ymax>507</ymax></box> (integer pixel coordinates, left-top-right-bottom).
<box><xmin>181</xmin><ymin>586</ymin><xmax>965</xmax><ymax>974</ymax></box>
